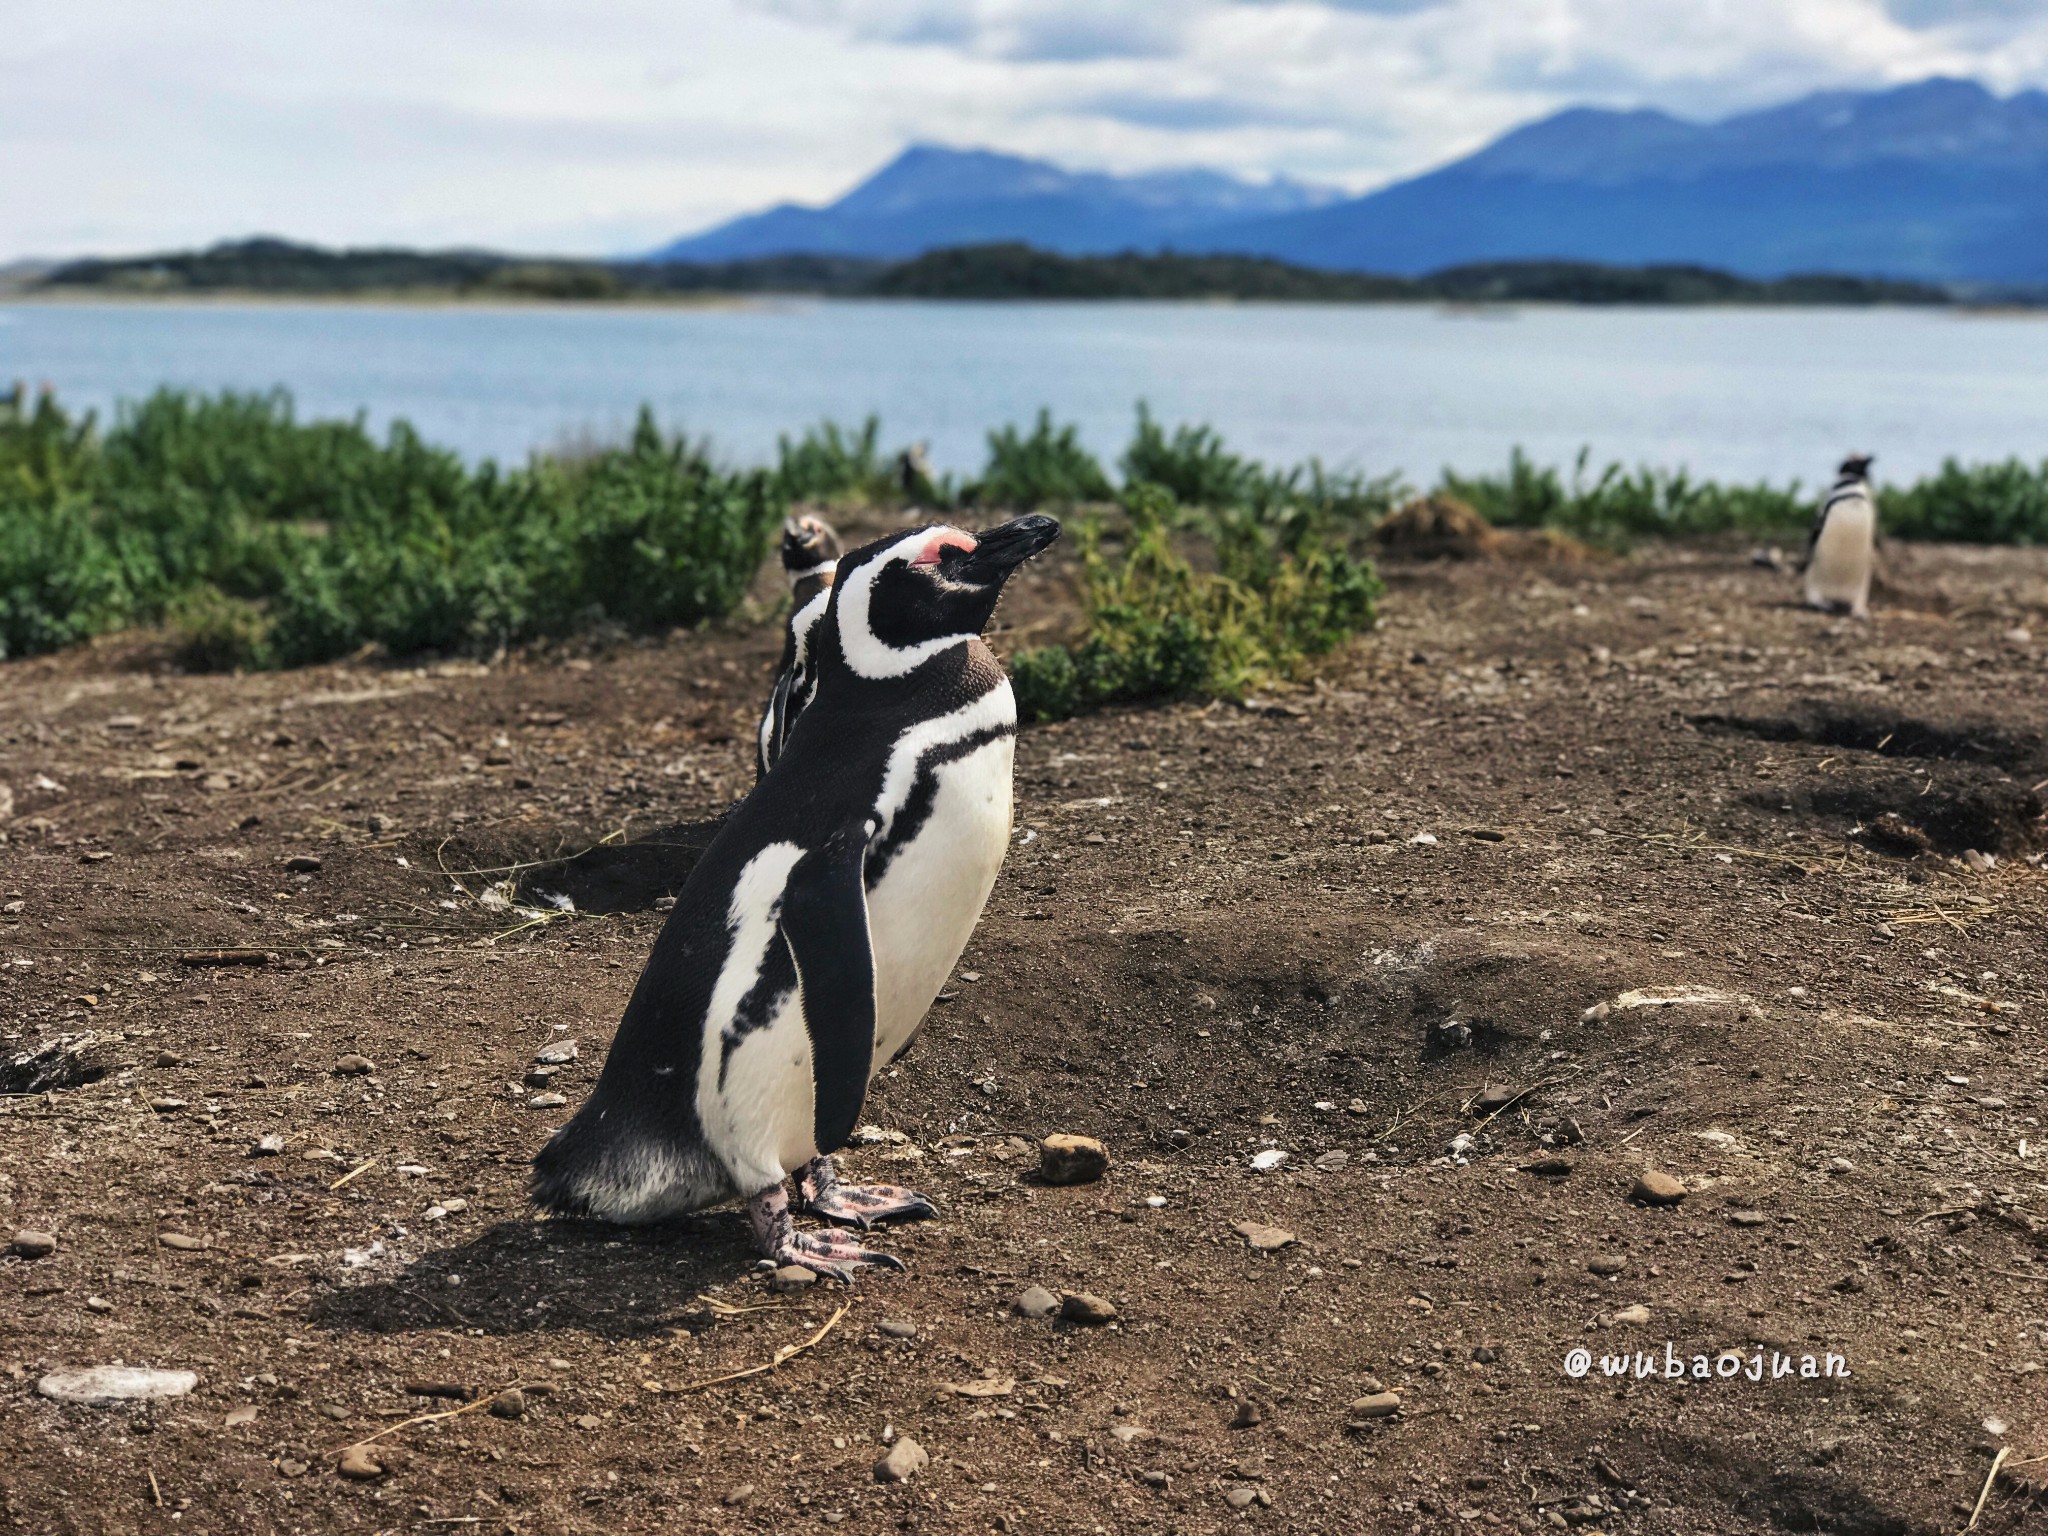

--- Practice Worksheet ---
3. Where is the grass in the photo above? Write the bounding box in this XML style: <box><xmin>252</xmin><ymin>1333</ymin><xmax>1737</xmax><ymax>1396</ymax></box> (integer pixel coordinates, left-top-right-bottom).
<box><xmin>7</xmin><ymin>384</ymin><xmax>2048</xmax><ymax>685</ymax></box>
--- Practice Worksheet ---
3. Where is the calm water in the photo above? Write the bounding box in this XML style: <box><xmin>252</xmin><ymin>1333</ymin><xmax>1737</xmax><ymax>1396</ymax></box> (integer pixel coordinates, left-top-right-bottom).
<box><xmin>4</xmin><ymin>299</ymin><xmax>2046</xmax><ymax>487</ymax></box>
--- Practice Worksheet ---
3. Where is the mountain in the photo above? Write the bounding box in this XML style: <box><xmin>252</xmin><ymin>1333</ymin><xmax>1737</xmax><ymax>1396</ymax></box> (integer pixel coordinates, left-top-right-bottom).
<box><xmin>1206</xmin><ymin>78</ymin><xmax>2048</xmax><ymax>283</ymax></box>
<box><xmin>653</xmin><ymin>80</ymin><xmax>2048</xmax><ymax>285</ymax></box>
<box><xmin>650</xmin><ymin>144</ymin><xmax>1341</xmax><ymax>262</ymax></box>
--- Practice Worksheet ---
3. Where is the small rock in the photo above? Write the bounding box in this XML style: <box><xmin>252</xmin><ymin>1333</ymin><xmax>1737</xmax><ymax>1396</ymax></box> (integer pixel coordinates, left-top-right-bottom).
<box><xmin>1610</xmin><ymin>1304</ymin><xmax>1652</xmax><ymax>1326</ymax></box>
<box><xmin>1472</xmin><ymin>1084</ymin><xmax>1520</xmax><ymax>1115</ymax></box>
<box><xmin>250</xmin><ymin>1134</ymin><xmax>286</xmax><ymax>1157</ymax></box>
<box><xmin>85</xmin><ymin>1296</ymin><xmax>114</xmax><ymax>1313</ymax></box>
<box><xmin>1834</xmin><ymin>1272</ymin><xmax>1867</xmax><ymax>1294</ymax></box>
<box><xmin>1233</xmin><ymin>1221</ymin><xmax>1297</xmax><ymax>1252</ymax></box>
<box><xmin>1225</xmin><ymin>1487</ymin><xmax>1259</xmax><ymax>1509</ymax></box>
<box><xmin>1521</xmin><ymin>1157</ymin><xmax>1574</xmax><ymax>1178</ymax></box>
<box><xmin>524</xmin><ymin>1067</ymin><xmax>558</xmax><ymax>1088</ymax></box>
<box><xmin>874</xmin><ymin>1436</ymin><xmax>928</xmax><ymax>1483</ymax></box>
<box><xmin>1140</xmin><ymin>1469</ymin><xmax>1170</xmax><ymax>1488</ymax></box>
<box><xmin>158</xmin><ymin>1231</ymin><xmax>206</xmax><ymax>1251</ymax></box>
<box><xmin>1347</xmin><ymin>1098</ymin><xmax>1368</xmax><ymax>1115</ymax></box>
<box><xmin>1014</xmin><ymin>1285</ymin><xmax>1060</xmax><ymax>1320</ymax></box>
<box><xmin>38</xmin><ymin>1366</ymin><xmax>198</xmax><ymax>1404</ymax></box>
<box><xmin>535</xmin><ymin>1039</ymin><xmax>579</xmax><ymax>1065</ymax></box>
<box><xmin>225</xmin><ymin>1405</ymin><xmax>259</xmax><ymax>1427</ymax></box>
<box><xmin>154</xmin><ymin>1050</ymin><xmax>181</xmax><ymax>1068</ymax></box>
<box><xmin>1355</xmin><ymin>1374</ymin><xmax>1386</xmax><ymax>1394</ymax></box>
<box><xmin>1581</xmin><ymin>1001</ymin><xmax>1612</xmax><ymax>1024</ymax></box>
<box><xmin>80</xmin><ymin>850</ymin><xmax>114</xmax><ymax>864</ymax></box>
<box><xmin>1312</xmin><ymin>1149</ymin><xmax>1350</xmax><ymax>1172</ymax></box>
<box><xmin>1586</xmin><ymin>1255</ymin><xmax>1627</xmax><ymax>1276</ymax></box>
<box><xmin>575</xmin><ymin>1414</ymin><xmax>602</xmax><ymax>1430</ymax></box>
<box><xmin>440</xmin><ymin>1198</ymin><xmax>468</xmax><ymax>1214</ymax></box>
<box><xmin>149</xmin><ymin>1098</ymin><xmax>186</xmax><ymax>1114</ymax></box>
<box><xmin>276</xmin><ymin>1460</ymin><xmax>309</xmax><ymax>1479</ymax></box>
<box><xmin>769</xmin><ymin>1265</ymin><xmax>817</xmax><ymax>1294</ymax></box>
<box><xmin>1632</xmin><ymin>1170</ymin><xmax>1687</xmax><ymax>1205</ymax></box>
<box><xmin>9</xmin><ymin>1229</ymin><xmax>57</xmax><ymax>1259</ymax></box>
<box><xmin>1110</xmin><ymin>1423</ymin><xmax>1153</xmax><ymax>1444</ymax></box>
<box><xmin>1729</xmin><ymin>1209</ymin><xmax>1768</xmax><ymax>1227</ymax></box>
<box><xmin>488</xmin><ymin>1388</ymin><xmax>526</xmax><ymax>1419</ymax></box>
<box><xmin>1827</xmin><ymin>1156</ymin><xmax>1854</xmax><ymax>1174</ymax></box>
<box><xmin>404</xmin><ymin>1381</ymin><xmax>476</xmax><ymax>1401</ymax></box>
<box><xmin>1348</xmin><ymin>1391</ymin><xmax>1401</xmax><ymax>1420</ymax></box>
<box><xmin>876</xmin><ymin>1320</ymin><xmax>919</xmax><ymax>1339</ymax></box>
<box><xmin>723</xmin><ymin>1484</ymin><xmax>756</xmax><ymax>1507</ymax></box>
<box><xmin>527</xmin><ymin>1092</ymin><xmax>568</xmax><ymax>1109</ymax></box>
<box><xmin>1230</xmin><ymin>1400</ymin><xmax>1263</xmax><ymax>1429</ymax></box>
<box><xmin>333</xmin><ymin>1055</ymin><xmax>375</xmax><ymax>1076</ymax></box>
<box><xmin>1060</xmin><ymin>1292</ymin><xmax>1118</xmax><ymax>1326</ymax></box>
<box><xmin>1038</xmin><ymin>1134</ymin><xmax>1110</xmax><ymax>1185</ymax></box>
<box><xmin>1471</xmin><ymin>1346</ymin><xmax>1497</xmax><ymax>1364</ymax></box>
<box><xmin>335</xmin><ymin>1444</ymin><xmax>386</xmax><ymax>1480</ymax></box>
<box><xmin>1249</xmin><ymin>1149</ymin><xmax>1289</xmax><ymax>1171</ymax></box>
<box><xmin>283</xmin><ymin>855</ymin><xmax>323</xmax><ymax>874</ymax></box>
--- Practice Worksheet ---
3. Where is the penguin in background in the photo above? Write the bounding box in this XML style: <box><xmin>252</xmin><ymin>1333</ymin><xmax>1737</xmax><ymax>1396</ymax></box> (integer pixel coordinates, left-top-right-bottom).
<box><xmin>757</xmin><ymin>514</ymin><xmax>843</xmax><ymax>780</ymax></box>
<box><xmin>1803</xmin><ymin>453</ymin><xmax>1878</xmax><ymax>619</ymax></box>
<box><xmin>535</xmin><ymin>514</ymin><xmax>1061</xmax><ymax>1279</ymax></box>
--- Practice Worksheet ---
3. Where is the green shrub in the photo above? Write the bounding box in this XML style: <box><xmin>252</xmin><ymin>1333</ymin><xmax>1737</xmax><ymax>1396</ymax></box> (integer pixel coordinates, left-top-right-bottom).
<box><xmin>1884</xmin><ymin>457</ymin><xmax>2048</xmax><ymax>545</ymax></box>
<box><xmin>1120</xmin><ymin>402</ymin><xmax>1262</xmax><ymax>509</ymax></box>
<box><xmin>973</xmin><ymin>409</ymin><xmax>1113</xmax><ymax>508</ymax></box>
<box><xmin>1439</xmin><ymin>448</ymin><xmax>1806</xmax><ymax>542</ymax></box>
<box><xmin>1008</xmin><ymin>484</ymin><xmax>1381</xmax><ymax>722</ymax></box>
<box><xmin>775</xmin><ymin>416</ymin><xmax>892</xmax><ymax>504</ymax></box>
<box><xmin>166</xmin><ymin>583</ymin><xmax>271</xmax><ymax>671</ymax></box>
<box><xmin>0</xmin><ymin>494</ymin><xmax>136</xmax><ymax>658</ymax></box>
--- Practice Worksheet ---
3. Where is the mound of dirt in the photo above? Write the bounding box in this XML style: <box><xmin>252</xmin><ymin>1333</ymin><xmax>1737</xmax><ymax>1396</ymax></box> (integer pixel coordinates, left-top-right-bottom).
<box><xmin>1371</xmin><ymin>494</ymin><xmax>1504</xmax><ymax>560</ymax></box>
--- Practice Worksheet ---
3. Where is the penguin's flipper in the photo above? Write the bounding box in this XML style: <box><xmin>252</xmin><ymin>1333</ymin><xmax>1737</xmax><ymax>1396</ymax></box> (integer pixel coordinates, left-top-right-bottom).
<box><xmin>779</xmin><ymin>832</ymin><xmax>877</xmax><ymax>1156</ymax></box>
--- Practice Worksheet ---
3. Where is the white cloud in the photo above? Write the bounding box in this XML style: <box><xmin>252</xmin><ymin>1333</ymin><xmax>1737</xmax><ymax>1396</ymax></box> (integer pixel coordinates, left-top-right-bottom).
<box><xmin>2</xmin><ymin>0</ymin><xmax>2046</xmax><ymax>257</ymax></box>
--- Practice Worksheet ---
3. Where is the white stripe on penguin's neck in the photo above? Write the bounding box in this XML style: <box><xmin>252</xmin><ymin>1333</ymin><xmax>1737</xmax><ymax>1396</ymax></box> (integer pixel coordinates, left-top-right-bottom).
<box><xmin>786</xmin><ymin>557</ymin><xmax>836</xmax><ymax>590</ymax></box>
<box><xmin>836</xmin><ymin>549</ymin><xmax>970</xmax><ymax>680</ymax></box>
<box><xmin>788</xmin><ymin>587</ymin><xmax>830</xmax><ymax>668</ymax></box>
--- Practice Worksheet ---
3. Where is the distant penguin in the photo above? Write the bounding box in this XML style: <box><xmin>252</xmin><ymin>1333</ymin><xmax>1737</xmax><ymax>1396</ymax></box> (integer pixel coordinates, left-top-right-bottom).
<box><xmin>534</xmin><ymin>514</ymin><xmax>1061</xmax><ymax>1279</ymax></box>
<box><xmin>756</xmin><ymin>515</ymin><xmax>843</xmax><ymax>780</ymax></box>
<box><xmin>1803</xmin><ymin>453</ymin><xmax>1878</xmax><ymax>619</ymax></box>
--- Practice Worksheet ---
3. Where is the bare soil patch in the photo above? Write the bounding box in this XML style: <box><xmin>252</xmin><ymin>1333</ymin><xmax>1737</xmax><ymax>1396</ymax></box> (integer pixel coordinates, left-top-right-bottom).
<box><xmin>3</xmin><ymin>538</ymin><xmax>2047</xmax><ymax>1534</ymax></box>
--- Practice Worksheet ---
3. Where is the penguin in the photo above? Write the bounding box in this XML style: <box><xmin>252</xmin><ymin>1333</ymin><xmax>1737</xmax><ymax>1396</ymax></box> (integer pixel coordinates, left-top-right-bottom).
<box><xmin>534</xmin><ymin>513</ymin><xmax>1062</xmax><ymax>1280</ymax></box>
<box><xmin>1802</xmin><ymin>453</ymin><xmax>1878</xmax><ymax>619</ymax></box>
<box><xmin>756</xmin><ymin>514</ymin><xmax>843</xmax><ymax>780</ymax></box>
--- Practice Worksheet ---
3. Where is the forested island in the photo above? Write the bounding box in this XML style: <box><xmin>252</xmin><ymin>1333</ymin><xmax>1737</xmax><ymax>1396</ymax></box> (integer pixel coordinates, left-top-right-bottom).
<box><xmin>27</xmin><ymin>237</ymin><xmax>1954</xmax><ymax>307</ymax></box>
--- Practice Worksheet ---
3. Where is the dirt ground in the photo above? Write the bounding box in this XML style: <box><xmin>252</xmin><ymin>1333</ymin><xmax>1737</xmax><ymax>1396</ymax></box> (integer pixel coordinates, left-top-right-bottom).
<box><xmin>3</xmin><ymin>531</ymin><xmax>2047</xmax><ymax>1536</ymax></box>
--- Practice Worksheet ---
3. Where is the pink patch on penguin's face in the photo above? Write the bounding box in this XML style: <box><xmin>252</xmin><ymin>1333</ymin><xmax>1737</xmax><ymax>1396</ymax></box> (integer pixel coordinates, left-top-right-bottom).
<box><xmin>909</xmin><ymin>530</ymin><xmax>976</xmax><ymax>568</ymax></box>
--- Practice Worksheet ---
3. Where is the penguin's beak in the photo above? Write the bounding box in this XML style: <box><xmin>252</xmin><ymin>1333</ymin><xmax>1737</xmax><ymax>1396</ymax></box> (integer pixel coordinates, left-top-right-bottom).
<box><xmin>947</xmin><ymin>515</ymin><xmax>1062</xmax><ymax>583</ymax></box>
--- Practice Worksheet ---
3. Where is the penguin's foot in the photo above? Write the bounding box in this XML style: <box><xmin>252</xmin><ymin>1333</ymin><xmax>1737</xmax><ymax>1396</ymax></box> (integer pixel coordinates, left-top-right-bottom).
<box><xmin>746</xmin><ymin>1182</ymin><xmax>905</xmax><ymax>1284</ymax></box>
<box><xmin>797</xmin><ymin>1156</ymin><xmax>939</xmax><ymax>1230</ymax></box>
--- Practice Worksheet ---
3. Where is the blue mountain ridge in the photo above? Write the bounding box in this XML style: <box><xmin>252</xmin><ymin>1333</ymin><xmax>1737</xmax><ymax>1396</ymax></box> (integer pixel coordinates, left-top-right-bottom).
<box><xmin>653</xmin><ymin>79</ymin><xmax>2048</xmax><ymax>284</ymax></box>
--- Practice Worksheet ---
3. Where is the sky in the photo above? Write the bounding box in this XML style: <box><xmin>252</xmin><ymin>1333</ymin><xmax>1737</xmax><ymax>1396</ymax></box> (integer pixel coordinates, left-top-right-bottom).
<box><xmin>5</xmin><ymin>0</ymin><xmax>2048</xmax><ymax>260</ymax></box>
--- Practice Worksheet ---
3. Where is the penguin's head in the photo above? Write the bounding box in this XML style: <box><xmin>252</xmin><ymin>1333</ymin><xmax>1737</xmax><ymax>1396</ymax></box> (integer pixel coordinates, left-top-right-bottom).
<box><xmin>831</xmin><ymin>515</ymin><xmax>1062</xmax><ymax>680</ymax></box>
<box><xmin>781</xmin><ymin>514</ymin><xmax>842</xmax><ymax>589</ymax></box>
<box><xmin>1838</xmin><ymin>452</ymin><xmax>1873</xmax><ymax>480</ymax></box>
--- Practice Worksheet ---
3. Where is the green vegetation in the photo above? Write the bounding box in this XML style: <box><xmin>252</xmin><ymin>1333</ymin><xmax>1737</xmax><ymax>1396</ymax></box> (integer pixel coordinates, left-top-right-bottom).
<box><xmin>1007</xmin><ymin>485</ymin><xmax>1383</xmax><ymax>722</ymax></box>
<box><xmin>0</xmin><ymin>385</ymin><xmax>779</xmax><ymax>665</ymax></box>
<box><xmin>970</xmin><ymin>410</ymin><xmax>1115</xmax><ymax>510</ymax></box>
<box><xmin>1439</xmin><ymin>449</ymin><xmax>1808</xmax><ymax>542</ymax></box>
<box><xmin>37</xmin><ymin>238</ymin><xmax>1958</xmax><ymax>307</ymax></box>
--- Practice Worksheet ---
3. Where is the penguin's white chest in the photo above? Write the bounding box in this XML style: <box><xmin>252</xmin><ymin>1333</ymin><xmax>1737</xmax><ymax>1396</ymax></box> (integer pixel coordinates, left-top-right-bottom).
<box><xmin>1806</xmin><ymin>499</ymin><xmax>1875</xmax><ymax>614</ymax></box>
<box><xmin>865</xmin><ymin>732</ymin><xmax>1014</xmax><ymax>1069</ymax></box>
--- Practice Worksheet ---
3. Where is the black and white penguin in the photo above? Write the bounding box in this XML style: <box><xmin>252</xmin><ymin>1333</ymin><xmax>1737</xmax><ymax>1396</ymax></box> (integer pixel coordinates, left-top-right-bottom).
<box><xmin>756</xmin><ymin>515</ymin><xmax>844</xmax><ymax>780</ymax></box>
<box><xmin>1803</xmin><ymin>453</ymin><xmax>1877</xmax><ymax>619</ymax></box>
<box><xmin>534</xmin><ymin>514</ymin><xmax>1061</xmax><ymax>1279</ymax></box>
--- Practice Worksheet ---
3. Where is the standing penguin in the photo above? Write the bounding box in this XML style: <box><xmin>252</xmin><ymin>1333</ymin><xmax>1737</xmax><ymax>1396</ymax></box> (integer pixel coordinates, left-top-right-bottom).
<box><xmin>757</xmin><ymin>515</ymin><xmax>843</xmax><ymax>779</ymax></box>
<box><xmin>535</xmin><ymin>514</ymin><xmax>1061</xmax><ymax>1279</ymax></box>
<box><xmin>1803</xmin><ymin>453</ymin><xmax>1878</xmax><ymax>619</ymax></box>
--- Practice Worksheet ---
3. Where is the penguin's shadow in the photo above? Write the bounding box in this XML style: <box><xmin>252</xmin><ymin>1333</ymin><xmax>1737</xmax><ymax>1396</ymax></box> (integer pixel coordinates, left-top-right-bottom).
<box><xmin>516</xmin><ymin>813</ymin><xmax>732</xmax><ymax>915</ymax></box>
<box><xmin>307</xmin><ymin>1214</ymin><xmax>759</xmax><ymax>1339</ymax></box>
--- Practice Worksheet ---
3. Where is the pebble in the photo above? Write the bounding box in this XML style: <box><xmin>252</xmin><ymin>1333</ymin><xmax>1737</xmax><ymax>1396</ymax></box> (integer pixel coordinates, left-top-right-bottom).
<box><xmin>524</xmin><ymin>1067</ymin><xmax>558</xmax><ymax>1088</ymax></box>
<box><xmin>1110</xmin><ymin>1424</ymin><xmax>1153</xmax><ymax>1444</ymax></box>
<box><xmin>149</xmin><ymin>1098</ymin><xmax>186</xmax><ymax>1114</ymax></box>
<box><xmin>334</xmin><ymin>1055</ymin><xmax>376</xmax><ymax>1076</ymax></box>
<box><xmin>1610</xmin><ymin>1304</ymin><xmax>1652</xmax><ymax>1326</ymax></box>
<box><xmin>1355</xmin><ymin>1374</ymin><xmax>1386</xmax><ymax>1394</ymax></box>
<box><xmin>1312</xmin><ymin>1149</ymin><xmax>1350</xmax><ymax>1172</ymax></box>
<box><xmin>1828</xmin><ymin>1157</ymin><xmax>1854</xmax><ymax>1174</ymax></box>
<box><xmin>38</xmin><ymin>1366</ymin><xmax>198</xmax><ymax>1404</ymax></box>
<box><xmin>276</xmin><ymin>1460</ymin><xmax>309</xmax><ymax>1479</ymax></box>
<box><xmin>1729</xmin><ymin>1209</ymin><xmax>1768</xmax><ymax>1227</ymax></box>
<box><xmin>535</xmin><ymin>1040</ymin><xmax>579</xmax><ymax>1065</ymax></box>
<box><xmin>250</xmin><ymin>1134</ymin><xmax>286</xmax><ymax>1157</ymax></box>
<box><xmin>283</xmin><ymin>855</ymin><xmax>324</xmax><ymax>874</ymax></box>
<box><xmin>158</xmin><ymin>1232</ymin><xmax>206</xmax><ymax>1251</ymax></box>
<box><xmin>1472</xmin><ymin>1084</ymin><xmax>1520</xmax><ymax>1115</ymax></box>
<box><xmin>1521</xmin><ymin>1157</ymin><xmax>1574</xmax><ymax>1178</ymax></box>
<box><xmin>1038</xmin><ymin>1134</ymin><xmax>1110</xmax><ymax>1185</ymax></box>
<box><xmin>1586</xmin><ymin>1255</ymin><xmax>1627</xmax><ymax>1276</ymax></box>
<box><xmin>1348</xmin><ymin>1391</ymin><xmax>1402</xmax><ymax>1420</ymax></box>
<box><xmin>1233</xmin><ymin>1221</ymin><xmax>1297</xmax><ymax>1252</ymax></box>
<box><xmin>85</xmin><ymin>1296</ymin><xmax>114</xmax><ymax>1313</ymax></box>
<box><xmin>1347</xmin><ymin>1098</ymin><xmax>1368</xmax><ymax>1115</ymax></box>
<box><xmin>488</xmin><ymin>1388</ymin><xmax>526</xmax><ymax>1419</ymax></box>
<box><xmin>1632</xmin><ymin>1170</ymin><xmax>1687</xmax><ymax>1205</ymax></box>
<box><xmin>873</xmin><ymin>1436</ymin><xmax>928</xmax><ymax>1483</ymax></box>
<box><xmin>224</xmin><ymin>1405</ymin><xmax>258</xmax><ymax>1427</ymax></box>
<box><xmin>575</xmin><ymin>1414</ymin><xmax>602</xmax><ymax>1430</ymax></box>
<box><xmin>9</xmin><ymin>1229</ymin><xmax>57</xmax><ymax>1259</ymax></box>
<box><xmin>723</xmin><ymin>1485</ymin><xmax>756</xmax><ymax>1507</ymax></box>
<box><xmin>1060</xmin><ymin>1292</ymin><xmax>1118</xmax><ymax>1326</ymax></box>
<box><xmin>1471</xmin><ymin>1346</ymin><xmax>1497</xmax><ymax>1364</ymax></box>
<box><xmin>527</xmin><ymin>1093</ymin><xmax>568</xmax><ymax>1109</ymax></box>
<box><xmin>335</xmin><ymin>1445</ymin><xmax>386</xmax><ymax>1480</ymax></box>
<box><xmin>876</xmin><ymin>1320</ymin><xmax>919</xmax><ymax>1339</ymax></box>
<box><xmin>1014</xmin><ymin>1285</ymin><xmax>1060</xmax><ymax>1320</ymax></box>
<box><xmin>1225</xmin><ymin>1487</ymin><xmax>1259</xmax><ymax>1509</ymax></box>
<box><xmin>769</xmin><ymin>1265</ymin><xmax>818</xmax><ymax>1294</ymax></box>
<box><xmin>1249</xmin><ymin>1149</ymin><xmax>1289</xmax><ymax>1171</ymax></box>
<box><xmin>154</xmin><ymin>1050</ymin><xmax>181</xmax><ymax>1068</ymax></box>
<box><xmin>1581</xmin><ymin>1001</ymin><xmax>1612</xmax><ymax>1024</ymax></box>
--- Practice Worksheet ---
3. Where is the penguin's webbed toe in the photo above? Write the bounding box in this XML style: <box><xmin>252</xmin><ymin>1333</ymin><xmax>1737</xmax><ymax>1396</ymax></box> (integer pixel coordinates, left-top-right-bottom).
<box><xmin>803</xmin><ymin>1183</ymin><xmax>939</xmax><ymax>1230</ymax></box>
<box><xmin>774</xmin><ymin>1228</ymin><xmax>908</xmax><ymax>1285</ymax></box>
